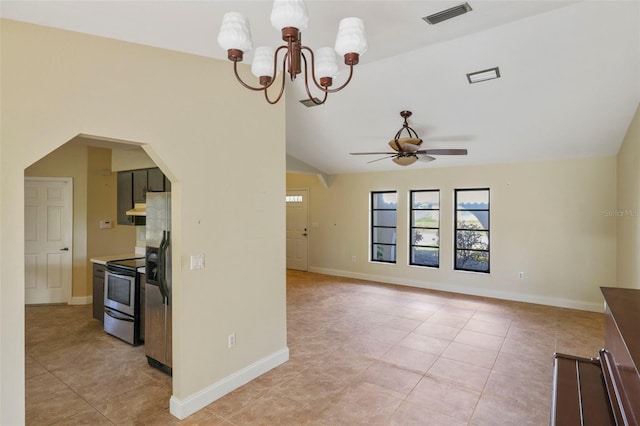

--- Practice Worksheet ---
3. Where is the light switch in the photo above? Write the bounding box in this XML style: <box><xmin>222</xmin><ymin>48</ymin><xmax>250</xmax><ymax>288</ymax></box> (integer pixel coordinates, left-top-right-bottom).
<box><xmin>190</xmin><ymin>254</ymin><xmax>205</xmax><ymax>270</ymax></box>
<box><xmin>99</xmin><ymin>220</ymin><xmax>112</xmax><ymax>229</ymax></box>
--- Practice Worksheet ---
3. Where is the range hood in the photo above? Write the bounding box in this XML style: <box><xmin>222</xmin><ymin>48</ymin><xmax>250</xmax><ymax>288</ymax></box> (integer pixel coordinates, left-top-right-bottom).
<box><xmin>126</xmin><ymin>203</ymin><xmax>147</xmax><ymax>216</ymax></box>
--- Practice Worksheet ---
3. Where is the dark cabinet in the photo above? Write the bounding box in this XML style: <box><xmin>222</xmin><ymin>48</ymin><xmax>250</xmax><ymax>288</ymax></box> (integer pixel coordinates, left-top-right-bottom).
<box><xmin>132</xmin><ymin>169</ymin><xmax>148</xmax><ymax>203</ymax></box>
<box><xmin>92</xmin><ymin>263</ymin><xmax>106</xmax><ymax>321</ymax></box>
<box><xmin>147</xmin><ymin>168</ymin><xmax>166</xmax><ymax>192</ymax></box>
<box><xmin>117</xmin><ymin>171</ymin><xmax>135</xmax><ymax>225</ymax></box>
<box><xmin>117</xmin><ymin>167</ymin><xmax>169</xmax><ymax>225</ymax></box>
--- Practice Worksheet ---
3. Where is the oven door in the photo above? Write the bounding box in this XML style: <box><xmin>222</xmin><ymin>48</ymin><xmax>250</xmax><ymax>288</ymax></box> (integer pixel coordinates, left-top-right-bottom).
<box><xmin>104</xmin><ymin>270</ymin><xmax>136</xmax><ymax>316</ymax></box>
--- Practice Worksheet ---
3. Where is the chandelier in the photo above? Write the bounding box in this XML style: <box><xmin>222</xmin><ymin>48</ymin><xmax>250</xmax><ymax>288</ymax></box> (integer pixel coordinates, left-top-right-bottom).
<box><xmin>217</xmin><ymin>0</ymin><xmax>367</xmax><ymax>105</ymax></box>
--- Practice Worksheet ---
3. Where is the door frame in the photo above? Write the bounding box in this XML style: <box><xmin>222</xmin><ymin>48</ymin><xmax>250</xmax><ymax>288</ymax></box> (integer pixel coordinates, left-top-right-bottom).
<box><xmin>24</xmin><ymin>176</ymin><xmax>74</xmax><ymax>305</ymax></box>
<box><xmin>286</xmin><ymin>187</ymin><xmax>309</xmax><ymax>271</ymax></box>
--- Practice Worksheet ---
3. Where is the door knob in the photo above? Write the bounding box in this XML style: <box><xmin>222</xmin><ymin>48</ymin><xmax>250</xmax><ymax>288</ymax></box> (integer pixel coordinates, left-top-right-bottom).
<box><xmin>302</xmin><ymin>233</ymin><xmax>308</xmax><ymax>237</ymax></box>
<box><xmin>60</xmin><ymin>247</ymin><xmax>69</xmax><ymax>251</ymax></box>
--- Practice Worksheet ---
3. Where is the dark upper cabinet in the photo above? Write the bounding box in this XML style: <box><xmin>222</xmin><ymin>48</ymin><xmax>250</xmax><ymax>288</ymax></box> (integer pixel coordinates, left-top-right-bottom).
<box><xmin>117</xmin><ymin>167</ymin><xmax>169</xmax><ymax>225</ymax></box>
<box><xmin>147</xmin><ymin>168</ymin><xmax>165</xmax><ymax>192</ymax></box>
<box><xmin>132</xmin><ymin>169</ymin><xmax>148</xmax><ymax>203</ymax></box>
<box><xmin>117</xmin><ymin>171</ymin><xmax>135</xmax><ymax>225</ymax></box>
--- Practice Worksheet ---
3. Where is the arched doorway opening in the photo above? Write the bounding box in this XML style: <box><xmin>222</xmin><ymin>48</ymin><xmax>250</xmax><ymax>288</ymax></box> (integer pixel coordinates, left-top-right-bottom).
<box><xmin>24</xmin><ymin>134</ymin><xmax>176</xmax><ymax>423</ymax></box>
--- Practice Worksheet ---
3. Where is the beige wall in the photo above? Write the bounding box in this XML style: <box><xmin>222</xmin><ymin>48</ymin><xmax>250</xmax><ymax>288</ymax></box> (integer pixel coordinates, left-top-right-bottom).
<box><xmin>617</xmin><ymin>103</ymin><xmax>640</xmax><ymax>289</ymax></box>
<box><xmin>25</xmin><ymin>143</ymin><xmax>91</xmax><ymax>299</ymax></box>
<box><xmin>111</xmin><ymin>145</ymin><xmax>156</xmax><ymax>171</ymax></box>
<box><xmin>24</xmin><ymin>143</ymin><xmax>137</xmax><ymax>299</ymax></box>
<box><xmin>288</xmin><ymin>155</ymin><xmax>618</xmax><ymax>310</ymax></box>
<box><xmin>1</xmin><ymin>19</ymin><xmax>286</xmax><ymax>424</ymax></box>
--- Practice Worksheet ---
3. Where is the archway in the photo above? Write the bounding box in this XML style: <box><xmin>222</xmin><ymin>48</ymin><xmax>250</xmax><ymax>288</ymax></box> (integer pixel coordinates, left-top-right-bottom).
<box><xmin>23</xmin><ymin>134</ymin><xmax>177</xmax><ymax>423</ymax></box>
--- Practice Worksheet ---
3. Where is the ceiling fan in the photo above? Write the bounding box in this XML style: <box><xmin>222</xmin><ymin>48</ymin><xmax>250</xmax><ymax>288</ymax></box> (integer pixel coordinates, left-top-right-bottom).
<box><xmin>350</xmin><ymin>111</ymin><xmax>468</xmax><ymax>166</ymax></box>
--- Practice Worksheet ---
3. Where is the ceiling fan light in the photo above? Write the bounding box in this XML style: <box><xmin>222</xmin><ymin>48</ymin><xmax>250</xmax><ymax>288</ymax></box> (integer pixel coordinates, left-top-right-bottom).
<box><xmin>389</xmin><ymin>137</ymin><xmax>422</xmax><ymax>151</ymax></box>
<box><xmin>392</xmin><ymin>156</ymin><xmax>418</xmax><ymax>166</ymax></box>
<box><xmin>218</xmin><ymin>12</ymin><xmax>253</xmax><ymax>53</ymax></box>
<box><xmin>397</xmin><ymin>137</ymin><xmax>422</xmax><ymax>147</ymax></box>
<box><xmin>314</xmin><ymin>47</ymin><xmax>339</xmax><ymax>78</ymax></box>
<box><xmin>271</xmin><ymin>0</ymin><xmax>309</xmax><ymax>32</ymax></box>
<box><xmin>335</xmin><ymin>17</ymin><xmax>368</xmax><ymax>56</ymax></box>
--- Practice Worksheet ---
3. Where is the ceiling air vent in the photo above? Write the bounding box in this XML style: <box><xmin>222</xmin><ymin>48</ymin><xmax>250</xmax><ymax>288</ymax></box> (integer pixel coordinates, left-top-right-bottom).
<box><xmin>467</xmin><ymin>67</ymin><xmax>501</xmax><ymax>84</ymax></box>
<box><xmin>299</xmin><ymin>98</ymin><xmax>323</xmax><ymax>107</ymax></box>
<box><xmin>423</xmin><ymin>3</ymin><xmax>472</xmax><ymax>25</ymax></box>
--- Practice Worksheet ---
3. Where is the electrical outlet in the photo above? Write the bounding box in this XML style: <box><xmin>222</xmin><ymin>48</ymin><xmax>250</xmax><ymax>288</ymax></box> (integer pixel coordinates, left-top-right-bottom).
<box><xmin>518</xmin><ymin>272</ymin><xmax>525</xmax><ymax>280</ymax></box>
<box><xmin>352</xmin><ymin>256</ymin><xmax>357</xmax><ymax>262</ymax></box>
<box><xmin>190</xmin><ymin>254</ymin><xmax>205</xmax><ymax>270</ymax></box>
<box><xmin>228</xmin><ymin>333</ymin><xmax>236</xmax><ymax>349</ymax></box>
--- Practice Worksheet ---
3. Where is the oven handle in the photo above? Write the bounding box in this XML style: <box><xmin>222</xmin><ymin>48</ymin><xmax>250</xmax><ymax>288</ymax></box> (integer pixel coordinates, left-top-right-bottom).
<box><xmin>105</xmin><ymin>268</ymin><xmax>134</xmax><ymax>278</ymax></box>
<box><xmin>105</xmin><ymin>307</ymin><xmax>134</xmax><ymax>322</ymax></box>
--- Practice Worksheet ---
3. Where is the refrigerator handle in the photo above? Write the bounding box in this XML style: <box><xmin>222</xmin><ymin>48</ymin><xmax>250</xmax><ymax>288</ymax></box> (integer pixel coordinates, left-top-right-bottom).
<box><xmin>158</xmin><ymin>231</ymin><xmax>167</xmax><ymax>300</ymax></box>
<box><xmin>159</xmin><ymin>230</ymin><xmax>170</xmax><ymax>303</ymax></box>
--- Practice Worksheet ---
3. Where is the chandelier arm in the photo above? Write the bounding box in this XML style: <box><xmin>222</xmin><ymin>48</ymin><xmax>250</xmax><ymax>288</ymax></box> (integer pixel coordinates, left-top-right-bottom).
<box><xmin>232</xmin><ymin>61</ymin><xmax>268</xmax><ymax>91</ymax></box>
<box><xmin>298</xmin><ymin>51</ymin><xmax>328</xmax><ymax>105</ymax></box>
<box><xmin>323</xmin><ymin>64</ymin><xmax>355</xmax><ymax>94</ymax></box>
<box><xmin>275</xmin><ymin>44</ymin><xmax>290</xmax><ymax>83</ymax></box>
<box><xmin>300</xmin><ymin>46</ymin><xmax>356</xmax><ymax>94</ymax></box>
<box><xmin>301</xmin><ymin>76</ymin><xmax>329</xmax><ymax>105</ymax></box>
<box><xmin>263</xmin><ymin>50</ymin><xmax>289</xmax><ymax>104</ymax></box>
<box><xmin>231</xmin><ymin>44</ymin><xmax>291</xmax><ymax>93</ymax></box>
<box><xmin>300</xmin><ymin>46</ymin><xmax>327</xmax><ymax>93</ymax></box>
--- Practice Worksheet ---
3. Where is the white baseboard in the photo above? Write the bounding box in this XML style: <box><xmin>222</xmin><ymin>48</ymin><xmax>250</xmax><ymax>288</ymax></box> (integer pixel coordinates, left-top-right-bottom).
<box><xmin>308</xmin><ymin>267</ymin><xmax>603</xmax><ymax>313</ymax></box>
<box><xmin>69</xmin><ymin>296</ymin><xmax>92</xmax><ymax>305</ymax></box>
<box><xmin>169</xmin><ymin>347</ymin><xmax>289</xmax><ymax>420</ymax></box>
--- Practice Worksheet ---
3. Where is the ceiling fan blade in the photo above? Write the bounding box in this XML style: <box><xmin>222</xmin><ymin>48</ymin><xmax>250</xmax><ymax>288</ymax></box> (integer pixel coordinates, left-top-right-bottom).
<box><xmin>367</xmin><ymin>155</ymin><xmax>397</xmax><ymax>164</ymax></box>
<box><xmin>424</xmin><ymin>149</ymin><xmax>468</xmax><ymax>155</ymax></box>
<box><xmin>417</xmin><ymin>154</ymin><xmax>436</xmax><ymax>162</ymax></box>
<box><xmin>350</xmin><ymin>152</ymin><xmax>397</xmax><ymax>155</ymax></box>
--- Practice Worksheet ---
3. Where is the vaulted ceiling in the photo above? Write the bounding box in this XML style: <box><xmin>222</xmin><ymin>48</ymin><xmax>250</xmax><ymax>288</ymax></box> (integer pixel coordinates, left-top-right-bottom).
<box><xmin>3</xmin><ymin>1</ymin><xmax>639</xmax><ymax>174</ymax></box>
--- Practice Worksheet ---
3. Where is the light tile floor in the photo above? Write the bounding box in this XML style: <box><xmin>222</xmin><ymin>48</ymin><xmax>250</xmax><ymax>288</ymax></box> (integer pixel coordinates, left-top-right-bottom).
<box><xmin>25</xmin><ymin>270</ymin><xmax>605</xmax><ymax>425</ymax></box>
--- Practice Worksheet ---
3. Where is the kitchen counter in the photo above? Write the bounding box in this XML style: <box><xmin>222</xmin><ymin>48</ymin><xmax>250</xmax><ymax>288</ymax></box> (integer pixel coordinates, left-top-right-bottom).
<box><xmin>90</xmin><ymin>253</ymin><xmax>143</xmax><ymax>265</ymax></box>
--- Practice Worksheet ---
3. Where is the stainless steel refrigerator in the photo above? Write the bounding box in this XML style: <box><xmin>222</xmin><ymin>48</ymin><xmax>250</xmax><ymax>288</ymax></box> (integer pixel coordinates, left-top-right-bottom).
<box><xmin>145</xmin><ymin>192</ymin><xmax>172</xmax><ymax>375</ymax></box>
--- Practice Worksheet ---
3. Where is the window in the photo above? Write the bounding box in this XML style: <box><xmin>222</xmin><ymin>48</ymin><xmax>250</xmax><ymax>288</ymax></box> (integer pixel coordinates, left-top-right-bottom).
<box><xmin>371</xmin><ymin>191</ymin><xmax>397</xmax><ymax>263</ymax></box>
<box><xmin>455</xmin><ymin>188</ymin><xmax>490</xmax><ymax>273</ymax></box>
<box><xmin>409</xmin><ymin>190</ymin><xmax>440</xmax><ymax>267</ymax></box>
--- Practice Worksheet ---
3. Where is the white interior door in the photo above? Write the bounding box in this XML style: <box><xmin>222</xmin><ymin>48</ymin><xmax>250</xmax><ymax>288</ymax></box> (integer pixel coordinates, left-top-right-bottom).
<box><xmin>286</xmin><ymin>189</ymin><xmax>308</xmax><ymax>271</ymax></box>
<box><xmin>24</xmin><ymin>177</ymin><xmax>73</xmax><ymax>304</ymax></box>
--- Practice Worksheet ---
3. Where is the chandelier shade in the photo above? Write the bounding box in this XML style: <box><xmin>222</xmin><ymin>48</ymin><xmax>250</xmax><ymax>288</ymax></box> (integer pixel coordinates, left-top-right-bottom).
<box><xmin>314</xmin><ymin>47</ymin><xmax>339</xmax><ymax>79</ymax></box>
<box><xmin>335</xmin><ymin>17</ymin><xmax>368</xmax><ymax>57</ymax></box>
<box><xmin>251</xmin><ymin>47</ymin><xmax>275</xmax><ymax>78</ymax></box>
<box><xmin>217</xmin><ymin>0</ymin><xmax>366</xmax><ymax>105</ymax></box>
<box><xmin>217</xmin><ymin>12</ymin><xmax>253</xmax><ymax>54</ymax></box>
<box><xmin>270</xmin><ymin>0</ymin><xmax>309</xmax><ymax>32</ymax></box>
